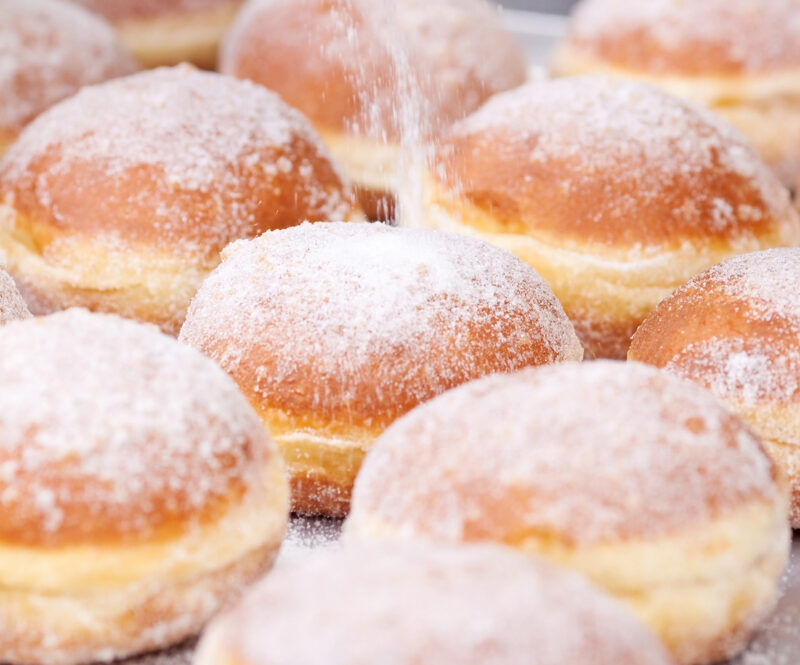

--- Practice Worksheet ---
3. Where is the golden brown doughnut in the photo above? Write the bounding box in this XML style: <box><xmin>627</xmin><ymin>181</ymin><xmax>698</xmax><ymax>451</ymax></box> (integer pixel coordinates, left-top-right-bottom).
<box><xmin>629</xmin><ymin>248</ymin><xmax>800</xmax><ymax>527</ymax></box>
<box><xmin>0</xmin><ymin>65</ymin><xmax>360</xmax><ymax>335</ymax></box>
<box><xmin>179</xmin><ymin>221</ymin><xmax>582</xmax><ymax>516</ymax></box>
<box><xmin>0</xmin><ymin>308</ymin><xmax>288</xmax><ymax>665</ymax></box>
<box><xmin>0</xmin><ymin>0</ymin><xmax>135</xmax><ymax>157</ymax></box>
<box><xmin>346</xmin><ymin>361</ymin><xmax>790</xmax><ymax>665</ymax></box>
<box><xmin>552</xmin><ymin>0</ymin><xmax>800</xmax><ymax>186</ymax></box>
<box><xmin>0</xmin><ymin>269</ymin><xmax>30</xmax><ymax>324</ymax></box>
<box><xmin>71</xmin><ymin>0</ymin><xmax>242</xmax><ymax>69</ymax></box>
<box><xmin>219</xmin><ymin>0</ymin><xmax>527</xmax><ymax>219</ymax></box>
<box><xmin>418</xmin><ymin>75</ymin><xmax>800</xmax><ymax>358</ymax></box>
<box><xmin>196</xmin><ymin>542</ymin><xmax>673</xmax><ymax>665</ymax></box>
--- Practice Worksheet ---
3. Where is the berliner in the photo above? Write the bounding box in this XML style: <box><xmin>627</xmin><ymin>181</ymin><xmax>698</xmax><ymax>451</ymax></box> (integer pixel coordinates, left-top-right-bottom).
<box><xmin>0</xmin><ymin>308</ymin><xmax>288</xmax><ymax>665</ymax></box>
<box><xmin>0</xmin><ymin>269</ymin><xmax>31</xmax><ymax>324</ymax></box>
<box><xmin>71</xmin><ymin>0</ymin><xmax>243</xmax><ymax>69</ymax></box>
<box><xmin>346</xmin><ymin>361</ymin><xmax>790</xmax><ymax>665</ymax></box>
<box><xmin>629</xmin><ymin>248</ymin><xmax>800</xmax><ymax>527</ymax></box>
<box><xmin>179</xmin><ymin>221</ymin><xmax>582</xmax><ymax>516</ymax></box>
<box><xmin>0</xmin><ymin>65</ymin><xmax>359</xmax><ymax>335</ymax></box>
<box><xmin>219</xmin><ymin>0</ymin><xmax>527</xmax><ymax>219</ymax></box>
<box><xmin>195</xmin><ymin>542</ymin><xmax>673</xmax><ymax>665</ymax></box>
<box><xmin>552</xmin><ymin>0</ymin><xmax>800</xmax><ymax>187</ymax></box>
<box><xmin>418</xmin><ymin>75</ymin><xmax>800</xmax><ymax>359</ymax></box>
<box><xmin>0</xmin><ymin>0</ymin><xmax>135</xmax><ymax>156</ymax></box>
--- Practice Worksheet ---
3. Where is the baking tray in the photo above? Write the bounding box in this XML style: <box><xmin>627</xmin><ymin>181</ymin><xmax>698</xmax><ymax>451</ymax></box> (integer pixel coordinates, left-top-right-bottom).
<box><xmin>120</xmin><ymin>11</ymin><xmax>799</xmax><ymax>665</ymax></box>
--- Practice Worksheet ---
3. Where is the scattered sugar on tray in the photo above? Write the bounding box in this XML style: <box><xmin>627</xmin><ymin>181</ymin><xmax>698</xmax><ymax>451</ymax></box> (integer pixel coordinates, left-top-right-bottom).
<box><xmin>348</xmin><ymin>361</ymin><xmax>779</xmax><ymax>544</ymax></box>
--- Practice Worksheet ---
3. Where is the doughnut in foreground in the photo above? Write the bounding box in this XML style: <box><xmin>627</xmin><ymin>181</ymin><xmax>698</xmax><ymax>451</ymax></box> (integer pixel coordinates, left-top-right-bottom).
<box><xmin>0</xmin><ymin>309</ymin><xmax>288</xmax><ymax>665</ymax></box>
<box><xmin>552</xmin><ymin>0</ymin><xmax>800</xmax><ymax>186</ymax></box>
<box><xmin>346</xmin><ymin>361</ymin><xmax>790</xmax><ymax>665</ymax></box>
<box><xmin>195</xmin><ymin>542</ymin><xmax>672</xmax><ymax>665</ymax></box>
<box><xmin>0</xmin><ymin>65</ymin><xmax>359</xmax><ymax>334</ymax></box>
<box><xmin>72</xmin><ymin>0</ymin><xmax>243</xmax><ymax>68</ymax></box>
<box><xmin>0</xmin><ymin>0</ymin><xmax>135</xmax><ymax>156</ymax></box>
<box><xmin>220</xmin><ymin>0</ymin><xmax>526</xmax><ymax>219</ymax></box>
<box><xmin>179</xmin><ymin>222</ymin><xmax>582</xmax><ymax>515</ymax></box>
<box><xmin>418</xmin><ymin>76</ymin><xmax>800</xmax><ymax>358</ymax></box>
<box><xmin>630</xmin><ymin>248</ymin><xmax>800</xmax><ymax>527</ymax></box>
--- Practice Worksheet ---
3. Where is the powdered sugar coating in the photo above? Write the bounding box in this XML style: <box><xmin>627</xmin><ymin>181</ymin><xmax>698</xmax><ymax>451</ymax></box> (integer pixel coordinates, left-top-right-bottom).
<box><xmin>0</xmin><ymin>269</ymin><xmax>30</xmax><ymax>324</ymax></box>
<box><xmin>437</xmin><ymin>76</ymin><xmax>794</xmax><ymax>246</ymax></box>
<box><xmin>0</xmin><ymin>66</ymin><xmax>354</xmax><ymax>254</ymax></box>
<box><xmin>180</xmin><ymin>222</ymin><xmax>582</xmax><ymax>424</ymax></box>
<box><xmin>565</xmin><ymin>0</ymin><xmax>800</xmax><ymax>74</ymax></box>
<box><xmin>348</xmin><ymin>361</ymin><xmax>779</xmax><ymax>544</ymax></box>
<box><xmin>72</xmin><ymin>0</ymin><xmax>237</xmax><ymax>21</ymax></box>
<box><xmin>0</xmin><ymin>0</ymin><xmax>135</xmax><ymax>134</ymax></box>
<box><xmin>0</xmin><ymin>309</ymin><xmax>276</xmax><ymax>544</ymax></box>
<box><xmin>196</xmin><ymin>543</ymin><xmax>672</xmax><ymax>665</ymax></box>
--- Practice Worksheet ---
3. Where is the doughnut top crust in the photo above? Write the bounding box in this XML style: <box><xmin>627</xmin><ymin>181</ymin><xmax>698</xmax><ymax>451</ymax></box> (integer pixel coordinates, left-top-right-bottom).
<box><xmin>219</xmin><ymin>0</ymin><xmax>527</xmax><ymax>141</ymax></box>
<box><xmin>348</xmin><ymin>361</ymin><xmax>780</xmax><ymax>545</ymax></box>
<box><xmin>0</xmin><ymin>269</ymin><xmax>31</xmax><ymax>324</ymax></box>
<box><xmin>179</xmin><ymin>222</ymin><xmax>583</xmax><ymax>428</ymax></box>
<box><xmin>72</xmin><ymin>0</ymin><xmax>237</xmax><ymax>21</ymax></box>
<box><xmin>197</xmin><ymin>543</ymin><xmax>672</xmax><ymax>665</ymax></box>
<box><xmin>0</xmin><ymin>66</ymin><xmax>355</xmax><ymax>257</ymax></box>
<box><xmin>0</xmin><ymin>0</ymin><xmax>135</xmax><ymax>135</ymax></box>
<box><xmin>432</xmin><ymin>76</ymin><xmax>798</xmax><ymax>248</ymax></box>
<box><xmin>562</xmin><ymin>0</ymin><xmax>800</xmax><ymax>75</ymax></box>
<box><xmin>630</xmin><ymin>249</ymin><xmax>800</xmax><ymax>407</ymax></box>
<box><xmin>0</xmin><ymin>309</ymin><xmax>277</xmax><ymax>547</ymax></box>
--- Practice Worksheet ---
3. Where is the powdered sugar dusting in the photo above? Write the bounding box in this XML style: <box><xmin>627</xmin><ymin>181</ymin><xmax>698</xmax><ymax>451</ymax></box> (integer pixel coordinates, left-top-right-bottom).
<box><xmin>0</xmin><ymin>309</ymin><xmax>273</xmax><ymax>539</ymax></box>
<box><xmin>0</xmin><ymin>0</ymin><xmax>135</xmax><ymax>132</ymax></box>
<box><xmin>0</xmin><ymin>268</ymin><xmax>30</xmax><ymax>324</ymax></box>
<box><xmin>198</xmin><ymin>543</ymin><xmax>671</xmax><ymax>665</ymax></box>
<box><xmin>348</xmin><ymin>361</ymin><xmax>779</xmax><ymax>544</ymax></box>
<box><xmin>180</xmin><ymin>222</ymin><xmax>582</xmax><ymax>421</ymax></box>
<box><xmin>72</xmin><ymin>0</ymin><xmax>237</xmax><ymax>21</ymax></box>
<box><xmin>567</xmin><ymin>0</ymin><xmax>800</xmax><ymax>73</ymax></box>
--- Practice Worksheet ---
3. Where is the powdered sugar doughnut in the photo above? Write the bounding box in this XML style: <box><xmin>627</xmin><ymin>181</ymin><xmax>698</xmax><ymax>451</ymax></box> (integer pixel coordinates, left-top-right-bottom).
<box><xmin>0</xmin><ymin>0</ymin><xmax>135</xmax><ymax>155</ymax></box>
<box><xmin>630</xmin><ymin>248</ymin><xmax>800</xmax><ymax>526</ymax></box>
<box><xmin>220</xmin><ymin>0</ymin><xmax>527</xmax><ymax>219</ymax></box>
<box><xmin>196</xmin><ymin>542</ymin><xmax>672</xmax><ymax>665</ymax></box>
<box><xmin>179</xmin><ymin>221</ymin><xmax>582</xmax><ymax>516</ymax></box>
<box><xmin>0</xmin><ymin>308</ymin><xmax>288</xmax><ymax>665</ymax></box>
<box><xmin>72</xmin><ymin>0</ymin><xmax>243</xmax><ymax>68</ymax></box>
<box><xmin>346</xmin><ymin>361</ymin><xmax>790</xmax><ymax>665</ymax></box>
<box><xmin>418</xmin><ymin>75</ymin><xmax>800</xmax><ymax>359</ymax></box>
<box><xmin>0</xmin><ymin>269</ymin><xmax>30</xmax><ymax>324</ymax></box>
<box><xmin>0</xmin><ymin>65</ymin><xmax>359</xmax><ymax>334</ymax></box>
<box><xmin>552</xmin><ymin>0</ymin><xmax>800</xmax><ymax>186</ymax></box>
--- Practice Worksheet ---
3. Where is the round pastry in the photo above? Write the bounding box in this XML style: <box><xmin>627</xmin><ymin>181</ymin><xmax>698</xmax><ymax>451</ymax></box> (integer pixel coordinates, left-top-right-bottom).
<box><xmin>0</xmin><ymin>308</ymin><xmax>288</xmax><ymax>665</ymax></box>
<box><xmin>346</xmin><ymin>361</ymin><xmax>790</xmax><ymax>665</ymax></box>
<box><xmin>179</xmin><ymin>221</ymin><xmax>583</xmax><ymax>516</ymax></box>
<box><xmin>196</xmin><ymin>542</ymin><xmax>672</xmax><ymax>665</ymax></box>
<box><xmin>629</xmin><ymin>248</ymin><xmax>800</xmax><ymax>527</ymax></box>
<box><xmin>0</xmin><ymin>65</ymin><xmax>359</xmax><ymax>335</ymax></box>
<box><xmin>71</xmin><ymin>0</ymin><xmax>243</xmax><ymax>69</ymax></box>
<box><xmin>552</xmin><ymin>0</ymin><xmax>800</xmax><ymax>187</ymax></box>
<box><xmin>0</xmin><ymin>0</ymin><xmax>135</xmax><ymax>156</ymax></box>
<box><xmin>419</xmin><ymin>75</ymin><xmax>800</xmax><ymax>359</ymax></box>
<box><xmin>0</xmin><ymin>269</ymin><xmax>31</xmax><ymax>324</ymax></box>
<box><xmin>219</xmin><ymin>0</ymin><xmax>527</xmax><ymax>219</ymax></box>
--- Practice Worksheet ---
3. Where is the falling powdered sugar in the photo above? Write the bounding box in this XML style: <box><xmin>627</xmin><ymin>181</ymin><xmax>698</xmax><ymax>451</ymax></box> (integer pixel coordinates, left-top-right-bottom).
<box><xmin>0</xmin><ymin>268</ymin><xmax>30</xmax><ymax>324</ymax></box>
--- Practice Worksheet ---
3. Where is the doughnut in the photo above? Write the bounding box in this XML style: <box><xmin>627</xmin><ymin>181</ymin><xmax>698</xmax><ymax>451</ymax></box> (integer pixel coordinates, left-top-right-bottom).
<box><xmin>0</xmin><ymin>269</ymin><xmax>31</xmax><ymax>324</ymax></box>
<box><xmin>552</xmin><ymin>0</ymin><xmax>800</xmax><ymax>186</ymax></box>
<box><xmin>71</xmin><ymin>0</ymin><xmax>243</xmax><ymax>69</ymax></box>
<box><xmin>629</xmin><ymin>248</ymin><xmax>800</xmax><ymax>528</ymax></box>
<box><xmin>346</xmin><ymin>361</ymin><xmax>790</xmax><ymax>665</ymax></box>
<box><xmin>418</xmin><ymin>75</ymin><xmax>800</xmax><ymax>359</ymax></box>
<box><xmin>195</xmin><ymin>542</ymin><xmax>673</xmax><ymax>665</ymax></box>
<box><xmin>0</xmin><ymin>308</ymin><xmax>288</xmax><ymax>665</ymax></box>
<box><xmin>0</xmin><ymin>0</ymin><xmax>135</xmax><ymax>156</ymax></box>
<box><xmin>0</xmin><ymin>65</ymin><xmax>360</xmax><ymax>335</ymax></box>
<box><xmin>219</xmin><ymin>0</ymin><xmax>527</xmax><ymax>219</ymax></box>
<box><xmin>179</xmin><ymin>221</ymin><xmax>582</xmax><ymax>516</ymax></box>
